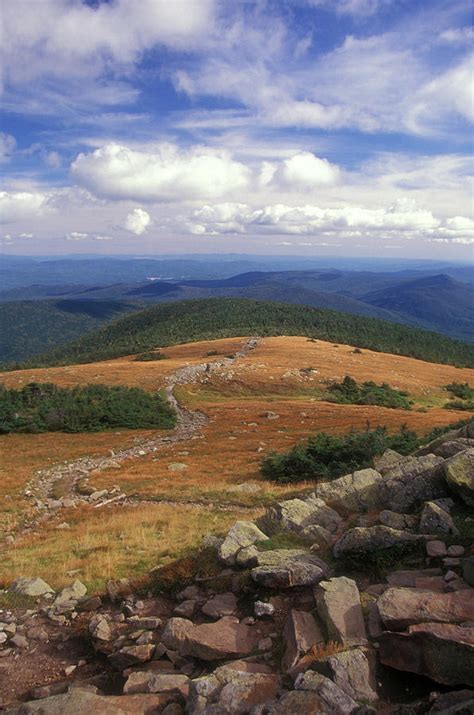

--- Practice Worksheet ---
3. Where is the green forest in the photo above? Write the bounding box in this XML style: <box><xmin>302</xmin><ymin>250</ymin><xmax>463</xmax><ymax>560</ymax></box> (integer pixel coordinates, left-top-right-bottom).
<box><xmin>13</xmin><ymin>299</ymin><xmax>474</xmax><ymax>370</ymax></box>
<box><xmin>0</xmin><ymin>382</ymin><xmax>176</xmax><ymax>433</ymax></box>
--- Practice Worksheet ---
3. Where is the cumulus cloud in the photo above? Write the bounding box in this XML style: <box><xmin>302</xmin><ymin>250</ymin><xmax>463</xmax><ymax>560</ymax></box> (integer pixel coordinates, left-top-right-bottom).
<box><xmin>185</xmin><ymin>199</ymin><xmax>473</xmax><ymax>243</ymax></box>
<box><xmin>124</xmin><ymin>208</ymin><xmax>151</xmax><ymax>236</ymax></box>
<box><xmin>0</xmin><ymin>191</ymin><xmax>48</xmax><ymax>224</ymax></box>
<box><xmin>71</xmin><ymin>143</ymin><xmax>250</xmax><ymax>202</ymax></box>
<box><xmin>273</xmin><ymin>152</ymin><xmax>340</xmax><ymax>188</ymax></box>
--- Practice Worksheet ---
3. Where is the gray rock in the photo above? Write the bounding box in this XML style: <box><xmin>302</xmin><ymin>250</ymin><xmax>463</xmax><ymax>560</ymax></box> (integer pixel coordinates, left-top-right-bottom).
<box><xmin>334</xmin><ymin>525</ymin><xmax>423</xmax><ymax>559</ymax></box>
<box><xmin>53</xmin><ymin>580</ymin><xmax>87</xmax><ymax>608</ymax></box>
<box><xmin>173</xmin><ymin>600</ymin><xmax>196</xmax><ymax>618</ymax></box>
<box><xmin>382</xmin><ymin>454</ymin><xmax>447</xmax><ymax>512</ymax></box>
<box><xmin>374</xmin><ymin>449</ymin><xmax>403</xmax><ymax>474</ymax></box>
<box><xmin>426</xmin><ymin>540</ymin><xmax>447</xmax><ymax>557</ymax></box>
<box><xmin>262</xmin><ymin>497</ymin><xmax>342</xmax><ymax>536</ymax></box>
<box><xmin>295</xmin><ymin>671</ymin><xmax>359</xmax><ymax>713</ymax></box>
<box><xmin>235</xmin><ymin>545</ymin><xmax>259</xmax><ymax>567</ymax></box>
<box><xmin>254</xmin><ymin>601</ymin><xmax>275</xmax><ymax>618</ymax></box>
<box><xmin>201</xmin><ymin>592</ymin><xmax>237</xmax><ymax>619</ymax></box>
<box><xmin>4</xmin><ymin>689</ymin><xmax>170</xmax><ymax>714</ymax></box>
<box><xmin>88</xmin><ymin>614</ymin><xmax>112</xmax><ymax>642</ymax></box>
<box><xmin>218</xmin><ymin>521</ymin><xmax>268</xmax><ymax>566</ymax></box>
<box><xmin>251</xmin><ymin>549</ymin><xmax>328</xmax><ymax>589</ymax></box>
<box><xmin>462</xmin><ymin>557</ymin><xmax>474</xmax><ymax>587</ymax></box>
<box><xmin>315</xmin><ymin>577</ymin><xmax>367</xmax><ymax>647</ymax></box>
<box><xmin>316</xmin><ymin>468</ymin><xmax>386</xmax><ymax>514</ymax></box>
<box><xmin>10</xmin><ymin>577</ymin><xmax>54</xmax><ymax>597</ymax></box>
<box><xmin>379</xmin><ymin>510</ymin><xmax>418</xmax><ymax>531</ymax></box>
<box><xmin>123</xmin><ymin>671</ymin><xmax>189</xmax><ymax>697</ymax></box>
<box><xmin>419</xmin><ymin>501</ymin><xmax>459</xmax><ymax>535</ymax></box>
<box><xmin>324</xmin><ymin>648</ymin><xmax>377</xmax><ymax>703</ymax></box>
<box><xmin>162</xmin><ymin>616</ymin><xmax>257</xmax><ymax>661</ymax></box>
<box><xmin>444</xmin><ymin>448</ymin><xmax>474</xmax><ymax>507</ymax></box>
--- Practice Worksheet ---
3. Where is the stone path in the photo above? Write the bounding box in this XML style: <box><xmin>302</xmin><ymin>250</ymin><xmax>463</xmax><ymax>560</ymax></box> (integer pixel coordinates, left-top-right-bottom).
<box><xmin>12</xmin><ymin>337</ymin><xmax>261</xmax><ymax>538</ymax></box>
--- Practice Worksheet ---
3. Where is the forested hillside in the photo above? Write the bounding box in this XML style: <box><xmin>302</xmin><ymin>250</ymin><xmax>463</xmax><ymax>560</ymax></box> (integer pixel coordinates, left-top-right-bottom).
<box><xmin>19</xmin><ymin>298</ymin><xmax>474</xmax><ymax>369</ymax></box>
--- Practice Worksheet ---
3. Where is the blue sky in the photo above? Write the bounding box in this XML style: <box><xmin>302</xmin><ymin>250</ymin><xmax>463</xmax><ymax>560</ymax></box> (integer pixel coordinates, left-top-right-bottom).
<box><xmin>0</xmin><ymin>0</ymin><xmax>473</xmax><ymax>259</ymax></box>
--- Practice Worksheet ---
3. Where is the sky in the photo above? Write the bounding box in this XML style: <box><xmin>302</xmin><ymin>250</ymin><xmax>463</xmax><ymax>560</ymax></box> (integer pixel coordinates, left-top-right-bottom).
<box><xmin>0</xmin><ymin>0</ymin><xmax>473</xmax><ymax>260</ymax></box>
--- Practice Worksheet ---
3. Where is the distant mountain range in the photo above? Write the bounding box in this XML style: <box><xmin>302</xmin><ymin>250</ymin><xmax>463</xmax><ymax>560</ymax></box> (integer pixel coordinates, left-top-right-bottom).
<box><xmin>0</xmin><ymin>261</ymin><xmax>472</xmax><ymax>363</ymax></box>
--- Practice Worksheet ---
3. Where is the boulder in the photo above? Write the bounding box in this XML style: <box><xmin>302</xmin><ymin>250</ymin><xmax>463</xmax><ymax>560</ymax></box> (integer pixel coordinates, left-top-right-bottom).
<box><xmin>108</xmin><ymin>645</ymin><xmax>155</xmax><ymax>670</ymax></box>
<box><xmin>379</xmin><ymin>623</ymin><xmax>474</xmax><ymax>686</ymax></box>
<box><xmin>433</xmin><ymin>439</ymin><xmax>474</xmax><ymax>459</ymax></box>
<box><xmin>316</xmin><ymin>468</ymin><xmax>386</xmax><ymax>513</ymax></box>
<box><xmin>315</xmin><ymin>577</ymin><xmax>367</xmax><ymax>647</ymax></box>
<box><xmin>106</xmin><ymin>578</ymin><xmax>132</xmax><ymax>603</ymax></box>
<box><xmin>376</xmin><ymin>587</ymin><xmax>474</xmax><ymax>630</ymax></box>
<box><xmin>218</xmin><ymin>521</ymin><xmax>268</xmax><ymax>566</ymax></box>
<box><xmin>262</xmin><ymin>497</ymin><xmax>342</xmax><ymax>536</ymax></box>
<box><xmin>187</xmin><ymin>663</ymin><xmax>280</xmax><ymax>715</ymax></box>
<box><xmin>201</xmin><ymin>592</ymin><xmax>237</xmax><ymax>619</ymax></box>
<box><xmin>374</xmin><ymin>449</ymin><xmax>403</xmax><ymax>474</ymax></box>
<box><xmin>88</xmin><ymin>614</ymin><xmax>112</xmax><ymax>642</ymax></box>
<box><xmin>324</xmin><ymin>648</ymin><xmax>377</xmax><ymax>703</ymax></box>
<box><xmin>10</xmin><ymin>577</ymin><xmax>54</xmax><ymax>597</ymax></box>
<box><xmin>6</xmin><ymin>690</ymin><xmax>172</xmax><ymax>714</ymax></box>
<box><xmin>428</xmin><ymin>689</ymin><xmax>474</xmax><ymax>713</ymax></box>
<box><xmin>382</xmin><ymin>454</ymin><xmax>447</xmax><ymax>512</ymax></box>
<box><xmin>251</xmin><ymin>549</ymin><xmax>328</xmax><ymax>589</ymax></box>
<box><xmin>444</xmin><ymin>448</ymin><xmax>474</xmax><ymax>507</ymax></box>
<box><xmin>53</xmin><ymin>580</ymin><xmax>87</xmax><ymax>608</ymax></box>
<box><xmin>415</xmin><ymin>423</ymin><xmax>474</xmax><ymax>457</ymax></box>
<box><xmin>334</xmin><ymin>526</ymin><xmax>423</xmax><ymax>559</ymax></box>
<box><xmin>426</xmin><ymin>540</ymin><xmax>447</xmax><ymax>557</ymax></box>
<box><xmin>162</xmin><ymin>616</ymin><xmax>257</xmax><ymax>661</ymax></box>
<box><xmin>294</xmin><ymin>671</ymin><xmax>359</xmax><ymax>713</ymax></box>
<box><xmin>419</xmin><ymin>501</ymin><xmax>458</xmax><ymax>535</ymax></box>
<box><xmin>282</xmin><ymin>609</ymin><xmax>324</xmax><ymax>672</ymax></box>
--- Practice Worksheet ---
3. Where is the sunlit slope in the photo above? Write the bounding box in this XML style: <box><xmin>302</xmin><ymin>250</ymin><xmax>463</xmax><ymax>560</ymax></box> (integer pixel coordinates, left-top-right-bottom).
<box><xmin>22</xmin><ymin>298</ymin><xmax>474</xmax><ymax>368</ymax></box>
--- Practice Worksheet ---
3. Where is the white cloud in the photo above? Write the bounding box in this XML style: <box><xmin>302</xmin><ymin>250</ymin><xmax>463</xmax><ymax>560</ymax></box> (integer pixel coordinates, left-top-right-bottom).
<box><xmin>45</xmin><ymin>151</ymin><xmax>62</xmax><ymax>168</ymax></box>
<box><xmin>185</xmin><ymin>199</ymin><xmax>472</xmax><ymax>242</ymax></box>
<box><xmin>273</xmin><ymin>152</ymin><xmax>340</xmax><ymax>188</ymax></box>
<box><xmin>71</xmin><ymin>143</ymin><xmax>251</xmax><ymax>202</ymax></box>
<box><xmin>66</xmin><ymin>232</ymin><xmax>89</xmax><ymax>241</ymax></box>
<box><xmin>124</xmin><ymin>208</ymin><xmax>151</xmax><ymax>236</ymax></box>
<box><xmin>0</xmin><ymin>191</ymin><xmax>48</xmax><ymax>224</ymax></box>
<box><xmin>0</xmin><ymin>133</ymin><xmax>16</xmax><ymax>164</ymax></box>
<box><xmin>306</xmin><ymin>0</ymin><xmax>393</xmax><ymax>16</ymax></box>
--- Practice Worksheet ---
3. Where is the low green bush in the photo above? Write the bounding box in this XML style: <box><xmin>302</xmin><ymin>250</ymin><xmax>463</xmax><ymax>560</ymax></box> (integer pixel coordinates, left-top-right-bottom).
<box><xmin>0</xmin><ymin>382</ymin><xmax>176</xmax><ymax>433</ymax></box>
<box><xmin>325</xmin><ymin>375</ymin><xmax>412</xmax><ymax>410</ymax></box>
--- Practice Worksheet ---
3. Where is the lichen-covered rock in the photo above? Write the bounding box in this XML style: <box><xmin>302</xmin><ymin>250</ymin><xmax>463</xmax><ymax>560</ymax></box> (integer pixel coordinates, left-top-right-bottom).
<box><xmin>218</xmin><ymin>521</ymin><xmax>268</xmax><ymax>565</ymax></box>
<box><xmin>262</xmin><ymin>497</ymin><xmax>342</xmax><ymax>536</ymax></box>
<box><xmin>5</xmin><ymin>689</ymin><xmax>173</xmax><ymax>714</ymax></box>
<box><xmin>251</xmin><ymin>549</ymin><xmax>329</xmax><ymax>589</ymax></box>
<box><xmin>379</xmin><ymin>510</ymin><xmax>418</xmax><ymax>531</ymax></box>
<box><xmin>382</xmin><ymin>454</ymin><xmax>447</xmax><ymax>512</ymax></box>
<box><xmin>294</xmin><ymin>671</ymin><xmax>359</xmax><ymax>713</ymax></box>
<box><xmin>379</xmin><ymin>623</ymin><xmax>474</xmax><ymax>686</ymax></box>
<box><xmin>374</xmin><ymin>448</ymin><xmax>403</xmax><ymax>474</ymax></box>
<box><xmin>10</xmin><ymin>577</ymin><xmax>54</xmax><ymax>597</ymax></box>
<box><xmin>334</xmin><ymin>525</ymin><xmax>423</xmax><ymax>559</ymax></box>
<box><xmin>325</xmin><ymin>648</ymin><xmax>377</xmax><ymax>703</ymax></box>
<box><xmin>419</xmin><ymin>501</ymin><xmax>458</xmax><ymax>536</ymax></box>
<box><xmin>315</xmin><ymin>576</ymin><xmax>367</xmax><ymax>647</ymax></box>
<box><xmin>123</xmin><ymin>671</ymin><xmax>189</xmax><ymax>697</ymax></box>
<box><xmin>316</xmin><ymin>468</ymin><xmax>386</xmax><ymax>513</ymax></box>
<box><xmin>376</xmin><ymin>587</ymin><xmax>474</xmax><ymax>630</ymax></box>
<box><xmin>444</xmin><ymin>448</ymin><xmax>474</xmax><ymax>507</ymax></box>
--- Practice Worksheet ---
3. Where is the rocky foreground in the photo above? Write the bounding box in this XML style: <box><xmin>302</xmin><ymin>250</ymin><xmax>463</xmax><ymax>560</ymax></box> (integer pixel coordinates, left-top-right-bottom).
<box><xmin>1</xmin><ymin>423</ymin><xmax>473</xmax><ymax>713</ymax></box>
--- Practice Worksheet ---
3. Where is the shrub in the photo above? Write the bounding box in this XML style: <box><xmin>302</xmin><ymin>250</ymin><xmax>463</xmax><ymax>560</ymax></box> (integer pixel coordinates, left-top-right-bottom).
<box><xmin>325</xmin><ymin>375</ymin><xmax>412</xmax><ymax>410</ymax></box>
<box><xmin>260</xmin><ymin>425</ymin><xmax>419</xmax><ymax>484</ymax></box>
<box><xmin>445</xmin><ymin>382</ymin><xmax>474</xmax><ymax>400</ymax></box>
<box><xmin>0</xmin><ymin>382</ymin><xmax>176</xmax><ymax>433</ymax></box>
<box><xmin>134</xmin><ymin>351</ymin><xmax>167</xmax><ymax>361</ymax></box>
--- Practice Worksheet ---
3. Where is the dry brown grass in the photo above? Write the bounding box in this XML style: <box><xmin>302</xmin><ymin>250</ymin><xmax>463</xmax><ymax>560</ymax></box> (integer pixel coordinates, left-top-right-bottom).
<box><xmin>1</xmin><ymin>335</ymin><xmax>471</xmax><ymax>591</ymax></box>
<box><xmin>0</xmin><ymin>502</ymin><xmax>260</xmax><ymax>592</ymax></box>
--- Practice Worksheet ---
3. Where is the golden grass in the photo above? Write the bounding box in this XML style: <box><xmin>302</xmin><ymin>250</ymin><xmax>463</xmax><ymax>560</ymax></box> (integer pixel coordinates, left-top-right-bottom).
<box><xmin>0</xmin><ymin>502</ymin><xmax>260</xmax><ymax>592</ymax></box>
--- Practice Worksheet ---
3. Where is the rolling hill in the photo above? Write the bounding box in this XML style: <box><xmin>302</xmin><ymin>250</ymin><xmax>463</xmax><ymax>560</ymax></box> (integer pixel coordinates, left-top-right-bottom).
<box><xmin>20</xmin><ymin>298</ymin><xmax>474</xmax><ymax>369</ymax></box>
<box><xmin>0</xmin><ymin>299</ymin><xmax>141</xmax><ymax>364</ymax></box>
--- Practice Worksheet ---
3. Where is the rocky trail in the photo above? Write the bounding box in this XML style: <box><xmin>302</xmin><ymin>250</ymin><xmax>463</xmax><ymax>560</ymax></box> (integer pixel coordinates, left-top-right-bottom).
<box><xmin>1</xmin><ymin>420</ymin><xmax>473</xmax><ymax>712</ymax></box>
<box><xmin>11</xmin><ymin>337</ymin><xmax>261</xmax><ymax>540</ymax></box>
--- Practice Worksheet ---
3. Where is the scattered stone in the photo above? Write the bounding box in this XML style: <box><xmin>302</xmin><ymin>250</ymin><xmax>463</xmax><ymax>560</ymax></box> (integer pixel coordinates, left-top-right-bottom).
<box><xmin>322</xmin><ymin>648</ymin><xmax>377</xmax><ymax>703</ymax></box>
<box><xmin>447</xmin><ymin>545</ymin><xmax>465</xmax><ymax>557</ymax></box>
<box><xmin>254</xmin><ymin>601</ymin><xmax>275</xmax><ymax>618</ymax></box>
<box><xmin>124</xmin><ymin>671</ymin><xmax>189</xmax><ymax>697</ymax></box>
<box><xmin>263</xmin><ymin>497</ymin><xmax>342</xmax><ymax>536</ymax></box>
<box><xmin>235</xmin><ymin>545</ymin><xmax>259</xmax><ymax>567</ymax></box>
<box><xmin>5</xmin><ymin>690</ymin><xmax>172</xmax><ymax>714</ymax></box>
<box><xmin>168</xmin><ymin>463</ymin><xmax>188</xmax><ymax>472</ymax></box>
<box><xmin>108</xmin><ymin>644</ymin><xmax>155</xmax><ymax>670</ymax></box>
<box><xmin>106</xmin><ymin>578</ymin><xmax>132</xmax><ymax>603</ymax></box>
<box><xmin>89</xmin><ymin>614</ymin><xmax>112</xmax><ymax>642</ymax></box>
<box><xmin>54</xmin><ymin>579</ymin><xmax>87</xmax><ymax>608</ymax></box>
<box><xmin>379</xmin><ymin>510</ymin><xmax>418</xmax><ymax>531</ymax></box>
<box><xmin>174</xmin><ymin>600</ymin><xmax>196</xmax><ymax>618</ymax></box>
<box><xmin>162</xmin><ymin>616</ymin><xmax>257</xmax><ymax>661</ymax></box>
<box><xmin>462</xmin><ymin>557</ymin><xmax>474</xmax><ymax>587</ymax></box>
<box><xmin>315</xmin><ymin>576</ymin><xmax>367</xmax><ymax>647</ymax></box>
<box><xmin>10</xmin><ymin>634</ymin><xmax>28</xmax><ymax>649</ymax></box>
